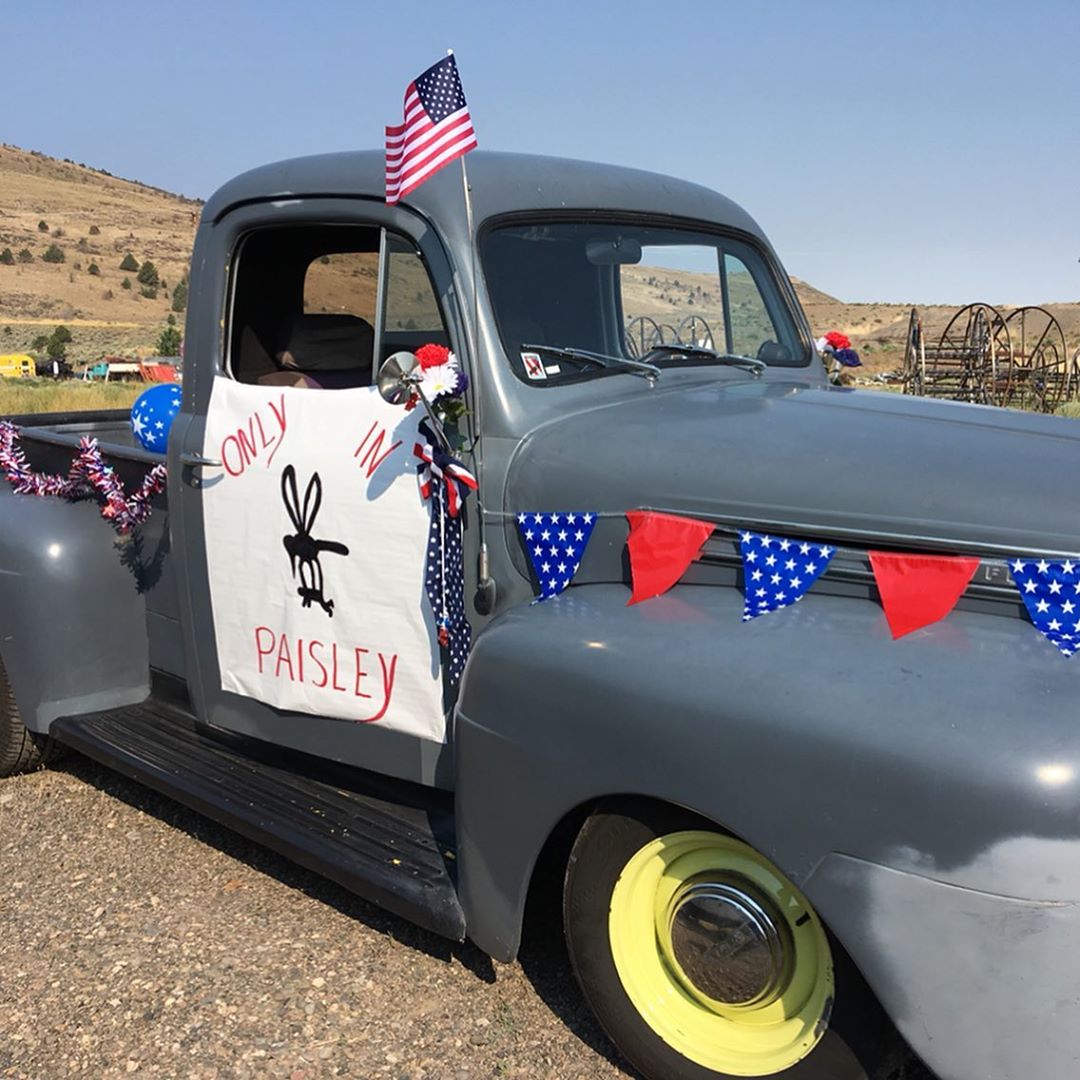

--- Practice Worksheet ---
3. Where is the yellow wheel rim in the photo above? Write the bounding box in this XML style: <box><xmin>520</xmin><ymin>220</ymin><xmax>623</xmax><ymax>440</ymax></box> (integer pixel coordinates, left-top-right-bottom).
<box><xmin>608</xmin><ymin>831</ymin><xmax>834</xmax><ymax>1077</ymax></box>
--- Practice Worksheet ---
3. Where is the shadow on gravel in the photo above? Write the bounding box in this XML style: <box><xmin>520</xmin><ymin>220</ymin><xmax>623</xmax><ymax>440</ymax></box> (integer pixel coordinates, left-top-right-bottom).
<box><xmin>517</xmin><ymin>863</ymin><xmax>642</xmax><ymax>1078</ymax></box>
<box><xmin>56</xmin><ymin>754</ymin><xmax>494</xmax><ymax>982</ymax></box>
<box><xmin>55</xmin><ymin>752</ymin><xmax>632</xmax><ymax>1070</ymax></box>
<box><xmin>54</xmin><ymin>755</ymin><xmax>935</xmax><ymax>1080</ymax></box>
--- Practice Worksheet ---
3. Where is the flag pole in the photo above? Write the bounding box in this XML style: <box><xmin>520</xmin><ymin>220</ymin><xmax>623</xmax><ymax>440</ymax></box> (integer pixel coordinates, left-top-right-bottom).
<box><xmin>448</xmin><ymin>49</ymin><xmax>478</xmax><ymax>258</ymax></box>
<box><xmin>447</xmin><ymin>48</ymin><xmax>490</xmax><ymax>597</ymax></box>
<box><xmin>447</xmin><ymin>49</ymin><xmax>478</xmax><ymax>382</ymax></box>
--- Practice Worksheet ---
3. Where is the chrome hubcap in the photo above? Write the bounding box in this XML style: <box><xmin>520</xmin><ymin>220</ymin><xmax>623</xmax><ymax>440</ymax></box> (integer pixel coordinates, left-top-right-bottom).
<box><xmin>664</xmin><ymin>876</ymin><xmax>792</xmax><ymax>1010</ymax></box>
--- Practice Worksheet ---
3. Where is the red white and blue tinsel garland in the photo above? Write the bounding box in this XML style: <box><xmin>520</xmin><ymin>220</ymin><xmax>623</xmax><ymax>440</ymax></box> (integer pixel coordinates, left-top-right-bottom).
<box><xmin>0</xmin><ymin>420</ymin><xmax>167</xmax><ymax>536</ymax></box>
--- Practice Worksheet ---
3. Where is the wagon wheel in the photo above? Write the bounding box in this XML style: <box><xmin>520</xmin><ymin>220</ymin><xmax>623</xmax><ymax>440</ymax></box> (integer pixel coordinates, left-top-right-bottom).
<box><xmin>625</xmin><ymin>316</ymin><xmax>664</xmax><ymax>358</ymax></box>
<box><xmin>936</xmin><ymin>303</ymin><xmax>1011</xmax><ymax>405</ymax></box>
<box><xmin>658</xmin><ymin>323</ymin><xmax>680</xmax><ymax>346</ymax></box>
<box><xmin>901</xmin><ymin>307</ymin><xmax>923</xmax><ymax>396</ymax></box>
<box><xmin>1005</xmin><ymin>307</ymin><xmax>1069</xmax><ymax>413</ymax></box>
<box><xmin>675</xmin><ymin>315</ymin><xmax>715</xmax><ymax>349</ymax></box>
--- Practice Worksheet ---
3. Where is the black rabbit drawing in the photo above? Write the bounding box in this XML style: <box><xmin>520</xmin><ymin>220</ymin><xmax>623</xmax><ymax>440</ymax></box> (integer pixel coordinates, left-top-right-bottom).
<box><xmin>280</xmin><ymin>464</ymin><xmax>350</xmax><ymax>617</ymax></box>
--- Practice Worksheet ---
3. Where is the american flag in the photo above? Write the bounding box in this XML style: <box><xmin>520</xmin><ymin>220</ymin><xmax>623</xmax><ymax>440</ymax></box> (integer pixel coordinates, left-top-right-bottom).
<box><xmin>1010</xmin><ymin>558</ymin><xmax>1080</xmax><ymax>657</ymax></box>
<box><xmin>739</xmin><ymin>531</ymin><xmax>835</xmax><ymax>621</ymax></box>
<box><xmin>385</xmin><ymin>54</ymin><xmax>477</xmax><ymax>205</ymax></box>
<box><xmin>517</xmin><ymin>513</ymin><xmax>597</xmax><ymax>600</ymax></box>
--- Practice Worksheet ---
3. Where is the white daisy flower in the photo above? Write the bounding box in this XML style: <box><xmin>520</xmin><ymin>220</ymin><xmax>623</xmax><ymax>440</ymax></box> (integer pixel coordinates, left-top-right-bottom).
<box><xmin>420</xmin><ymin>360</ymin><xmax>461</xmax><ymax>400</ymax></box>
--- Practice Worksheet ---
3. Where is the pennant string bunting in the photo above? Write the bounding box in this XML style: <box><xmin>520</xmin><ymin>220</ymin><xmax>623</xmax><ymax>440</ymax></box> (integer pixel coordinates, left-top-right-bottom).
<box><xmin>626</xmin><ymin>510</ymin><xmax>715</xmax><ymax>605</ymax></box>
<box><xmin>1009</xmin><ymin>558</ymin><xmax>1080</xmax><ymax>657</ymax></box>
<box><xmin>517</xmin><ymin>512</ymin><xmax>597</xmax><ymax>600</ymax></box>
<box><xmin>869</xmin><ymin>551</ymin><xmax>980</xmax><ymax>639</ymax></box>
<box><xmin>740</xmin><ymin>531</ymin><xmax>835</xmax><ymax>621</ymax></box>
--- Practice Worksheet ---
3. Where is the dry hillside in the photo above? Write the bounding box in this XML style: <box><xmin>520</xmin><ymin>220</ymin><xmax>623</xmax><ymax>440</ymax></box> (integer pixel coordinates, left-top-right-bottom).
<box><xmin>1</xmin><ymin>142</ymin><xmax>1076</xmax><ymax>374</ymax></box>
<box><xmin>0</xmin><ymin>144</ymin><xmax>199</xmax><ymax>361</ymax></box>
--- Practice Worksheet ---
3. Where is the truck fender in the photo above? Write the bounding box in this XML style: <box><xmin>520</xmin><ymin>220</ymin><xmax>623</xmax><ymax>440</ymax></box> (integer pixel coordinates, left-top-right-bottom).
<box><xmin>0</xmin><ymin>488</ymin><xmax>150</xmax><ymax>732</ymax></box>
<box><xmin>453</xmin><ymin>583</ymin><xmax>1080</xmax><ymax>975</ymax></box>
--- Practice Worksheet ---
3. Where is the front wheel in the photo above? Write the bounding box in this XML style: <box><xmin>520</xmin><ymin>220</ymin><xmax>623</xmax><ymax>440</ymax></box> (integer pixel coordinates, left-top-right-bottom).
<box><xmin>563</xmin><ymin>802</ymin><xmax>906</xmax><ymax>1080</ymax></box>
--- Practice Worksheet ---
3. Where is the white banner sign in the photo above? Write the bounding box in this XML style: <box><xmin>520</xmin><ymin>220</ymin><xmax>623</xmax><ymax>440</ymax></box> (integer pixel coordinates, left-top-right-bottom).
<box><xmin>202</xmin><ymin>377</ymin><xmax>445</xmax><ymax>742</ymax></box>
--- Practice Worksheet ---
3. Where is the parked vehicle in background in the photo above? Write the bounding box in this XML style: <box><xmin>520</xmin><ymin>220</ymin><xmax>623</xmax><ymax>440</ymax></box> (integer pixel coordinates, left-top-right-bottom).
<box><xmin>33</xmin><ymin>357</ymin><xmax>73</xmax><ymax>379</ymax></box>
<box><xmin>80</xmin><ymin>360</ymin><xmax>111</xmax><ymax>381</ymax></box>
<box><xmin>80</xmin><ymin>357</ymin><xmax>180</xmax><ymax>383</ymax></box>
<box><xmin>3</xmin><ymin>150</ymin><xmax>1080</xmax><ymax>1080</ymax></box>
<box><xmin>0</xmin><ymin>353</ymin><xmax>35</xmax><ymax>379</ymax></box>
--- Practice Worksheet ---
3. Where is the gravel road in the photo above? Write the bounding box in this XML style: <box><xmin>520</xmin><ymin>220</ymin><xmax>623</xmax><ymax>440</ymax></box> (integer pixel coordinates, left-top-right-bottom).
<box><xmin>0</xmin><ymin>756</ymin><xmax>632</xmax><ymax>1080</ymax></box>
<box><xmin>1</xmin><ymin>756</ymin><xmax>938</xmax><ymax>1080</ymax></box>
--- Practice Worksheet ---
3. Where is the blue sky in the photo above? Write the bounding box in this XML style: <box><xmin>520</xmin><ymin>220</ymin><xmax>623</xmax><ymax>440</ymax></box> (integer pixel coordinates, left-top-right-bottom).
<box><xmin>3</xmin><ymin>0</ymin><xmax>1077</xmax><ymax>304</ymax></box>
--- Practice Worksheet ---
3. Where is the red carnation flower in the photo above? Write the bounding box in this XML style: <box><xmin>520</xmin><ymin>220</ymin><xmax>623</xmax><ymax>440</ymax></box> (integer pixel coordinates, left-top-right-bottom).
<box><xmin>416</xmin><ymin>343</ymin><xmax>451</xmax><ymax>370</ymax></box>
<box><xmin>824</xmin><ymin>331</ymin><xmax>851</xmax><ymax>350</ymax></box>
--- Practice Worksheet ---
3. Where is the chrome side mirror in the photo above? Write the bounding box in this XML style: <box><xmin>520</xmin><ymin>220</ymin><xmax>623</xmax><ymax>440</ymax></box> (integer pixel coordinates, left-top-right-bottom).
<box><xmin>377</xmin><ymin>351</ymin><xmax>421</xmax><ymax>405</ymax></box>
<box><xmin>376</xmin><ymin>351</ymin><xmax>450</xmax><ymax>450</ymax></box>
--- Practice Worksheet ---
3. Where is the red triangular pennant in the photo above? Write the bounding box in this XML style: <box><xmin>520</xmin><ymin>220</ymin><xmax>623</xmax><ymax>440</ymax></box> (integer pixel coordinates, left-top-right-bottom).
<box><xmin>869</xmin><ymin>551</ymin><xmax>980</xmax><ymax>639</ymax></box>
<box><xmin>627</xmin><ymin>511</ymin><xmax>715</xmax><ymax>605</ymax></box>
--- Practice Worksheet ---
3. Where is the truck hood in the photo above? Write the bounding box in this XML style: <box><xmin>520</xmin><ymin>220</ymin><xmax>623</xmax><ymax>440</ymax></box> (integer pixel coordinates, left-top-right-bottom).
<box><xmin>504</xmin><ymin>378</ymin><xmax>1080</xmax><ymax>554</ymax></box>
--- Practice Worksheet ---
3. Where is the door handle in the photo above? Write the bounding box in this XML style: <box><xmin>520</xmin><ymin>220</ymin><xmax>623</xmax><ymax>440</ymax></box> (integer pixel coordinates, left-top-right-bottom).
<box><xmin>180</xmin><ymin>451</ymin><xmax>223</xmax><ymax>468</ymax></box>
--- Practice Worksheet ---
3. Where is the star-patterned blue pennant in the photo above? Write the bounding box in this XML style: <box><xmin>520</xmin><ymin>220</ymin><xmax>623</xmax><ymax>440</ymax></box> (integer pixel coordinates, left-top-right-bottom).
<box><xmin>740</xmin><ymin>531</ymin><xmax>835</xmax><ymax>621</ymax></box>
<box><xmin>1009</xmin><ymin>557</ymin><xmax>1080</xmax><ymax>657</ymax></box>
<box><xmin>517</xmin><ymin>512</ymin><xmax>597</xmax><ymax>600</ymax></box>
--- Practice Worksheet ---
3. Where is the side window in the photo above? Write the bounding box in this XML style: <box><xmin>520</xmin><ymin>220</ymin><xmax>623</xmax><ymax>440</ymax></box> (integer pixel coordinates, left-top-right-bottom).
<box><xmin>724</xmin><ymin>253</ymin><xmax>780</xmax><ymax>358</ymax></box>
<box><xmin>227</xmin><ymin>225</ymin><xmax>448</xmax><ymax>388</ymax></box>
<box><xmin>384</xmin><ymin>242</ymin><xmax>443</xmax><ymax>333</ymax></box>
<box><xmin>304</xmin><ymin>252</ymin><xmax>379</xmax><ymax>322</ymax></box>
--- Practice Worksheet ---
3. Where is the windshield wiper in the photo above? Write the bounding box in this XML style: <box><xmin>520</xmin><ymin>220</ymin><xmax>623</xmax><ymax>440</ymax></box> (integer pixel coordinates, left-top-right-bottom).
<box><xmin>642</xmin><ymin>344</ymin><xmax>766</xmax><ymax>378</ymax></box>
<box><xmin>521</xmin><ymin>343</ymin><xmax>661</xmax><ymax>383</ymax></box>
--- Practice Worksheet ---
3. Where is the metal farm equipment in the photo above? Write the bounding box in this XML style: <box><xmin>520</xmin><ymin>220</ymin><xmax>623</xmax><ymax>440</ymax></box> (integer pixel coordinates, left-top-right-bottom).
<box><xmin>902</xmin><ymin>303</ymin><xmax>1074</xmax><ymax>412</ymax></box>
<box><xmin>625</xmin><ymin>314</ymin><xmax>716</xmax><ymax>356</ymax></box>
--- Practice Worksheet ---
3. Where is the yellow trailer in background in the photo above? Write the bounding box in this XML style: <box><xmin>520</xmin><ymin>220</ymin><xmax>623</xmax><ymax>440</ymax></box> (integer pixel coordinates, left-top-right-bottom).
<box><xmin>0</xmin><ymin>354</ymin><xmax>35</xmax><ymax>379</ymax></box>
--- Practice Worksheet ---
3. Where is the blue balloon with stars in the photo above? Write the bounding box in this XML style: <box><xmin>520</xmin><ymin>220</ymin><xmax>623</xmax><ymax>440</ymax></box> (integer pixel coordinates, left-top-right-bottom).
<box><xmin>130</xmin><ymin>383</ymin><xmax>182</xmax><ymax>452</ymax></box>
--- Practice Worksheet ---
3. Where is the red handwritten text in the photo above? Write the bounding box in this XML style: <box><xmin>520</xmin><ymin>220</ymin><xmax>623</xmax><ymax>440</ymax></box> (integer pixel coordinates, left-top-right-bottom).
<box><xmin>254</xmin><ymin>626</ymin><xmax>398</xmax><ymax>723</ymax></box>
<box><xmin>353</xmin><ymin>421</ymin><xmax>402</xmax><ymax>480</ymax></box>
<box><xmin>221</xmin><ymin>395</ymin><xmax>287</xmax><ymax>477</ymax></box>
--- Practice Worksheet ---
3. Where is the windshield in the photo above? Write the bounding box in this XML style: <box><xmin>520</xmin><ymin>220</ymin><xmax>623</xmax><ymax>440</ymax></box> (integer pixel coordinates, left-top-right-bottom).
<box><xmin>481</xmin><ymin>220</ymin><xmax>810</xmax><ymax>385</ymax></box>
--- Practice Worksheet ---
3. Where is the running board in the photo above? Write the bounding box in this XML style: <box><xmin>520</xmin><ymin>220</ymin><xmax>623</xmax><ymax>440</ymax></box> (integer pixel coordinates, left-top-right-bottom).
<box><xmin>52</xmin><ymin>702</ymin><xmax>466</xmax><ymax>942</ymax></box>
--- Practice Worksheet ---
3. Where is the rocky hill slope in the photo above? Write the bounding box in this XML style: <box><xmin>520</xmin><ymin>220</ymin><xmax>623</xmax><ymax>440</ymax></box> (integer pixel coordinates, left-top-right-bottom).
<box><xmin>0</xmin><ymin>144</ymin><xmax>199</xmax><ymax>361</ymax></box>
<box><xmin>1</xmin><ymin>143</ymin><xmax>1076</xmax><ymax>374</ymax></box>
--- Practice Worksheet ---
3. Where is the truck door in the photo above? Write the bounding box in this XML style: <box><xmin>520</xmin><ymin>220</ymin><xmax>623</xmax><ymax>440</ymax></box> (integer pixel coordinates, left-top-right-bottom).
<box><xmin>173</xmin><ymin>201</ymin><xmax>472</xmax><ymax>789</ymax></box>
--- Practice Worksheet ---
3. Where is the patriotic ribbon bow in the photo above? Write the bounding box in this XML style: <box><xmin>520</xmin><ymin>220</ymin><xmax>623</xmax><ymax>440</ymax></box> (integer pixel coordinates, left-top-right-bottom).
<box><xmin>413</xmin><ymin>424</ymin><xmax>477</xmax><ymax>517</ymax></box>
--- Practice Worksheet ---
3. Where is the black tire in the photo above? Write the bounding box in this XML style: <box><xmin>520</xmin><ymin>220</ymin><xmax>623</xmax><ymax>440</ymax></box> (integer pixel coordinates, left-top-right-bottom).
<box><xmin>0</xmin><ymin>654</ymin><xmax>63</xmax><ymax>777</ymax></box>
<box><xmin>563</xmin><ymin>800</ymin><xmax>910</xmax><ymax>1080</ymax></box>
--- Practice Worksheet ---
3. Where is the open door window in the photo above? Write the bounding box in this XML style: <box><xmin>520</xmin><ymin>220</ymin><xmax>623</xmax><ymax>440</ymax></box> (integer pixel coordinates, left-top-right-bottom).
<box><xmin>227</xmin><ymin>225</ymin><xmax>450</xmax><ymax>389</ymax></box>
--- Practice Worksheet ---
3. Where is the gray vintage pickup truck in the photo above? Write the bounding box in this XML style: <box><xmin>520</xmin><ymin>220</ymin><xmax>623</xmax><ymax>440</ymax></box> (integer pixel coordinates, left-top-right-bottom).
<box><xmin>3</xmin><ymin>152</ymin><xmax>1079</xmax><ymax>1080</ymax></box>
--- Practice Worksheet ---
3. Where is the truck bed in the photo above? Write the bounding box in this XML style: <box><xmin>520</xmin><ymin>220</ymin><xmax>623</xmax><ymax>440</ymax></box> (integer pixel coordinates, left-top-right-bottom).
<box><xmin>0</xmin><ymin>407</ymin><xmax>185</xmax><ymax>695</ymax></box>
<box><xmin>3</xmin><ymin>408</ymin><xmax>158</xmax><ymax>463</ymax></box>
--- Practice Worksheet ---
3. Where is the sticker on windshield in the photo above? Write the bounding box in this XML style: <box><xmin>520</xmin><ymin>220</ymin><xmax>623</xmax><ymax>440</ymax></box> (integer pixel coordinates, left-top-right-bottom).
<box><xmin>521</xmin><ymin>352</ymin><xmax>547</xmax><ymax>380</ymax></box>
